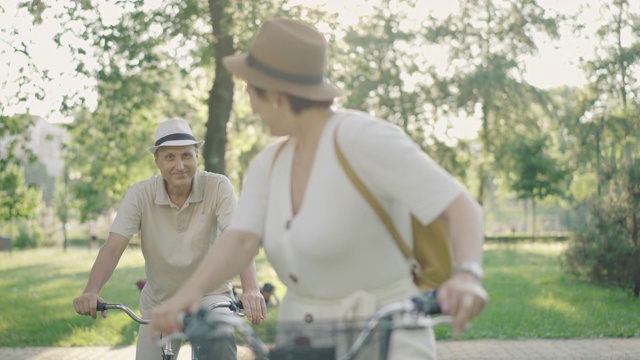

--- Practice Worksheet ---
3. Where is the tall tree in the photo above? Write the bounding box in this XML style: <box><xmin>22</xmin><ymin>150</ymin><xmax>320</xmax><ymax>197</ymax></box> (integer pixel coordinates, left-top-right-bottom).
<box><xmin>205</xmin><ymin>0</ymin><xmax>236</xmax><ymax>174</ymax></box>
<box><xmin>497</xmin><ymin>133</ymin><xmax>568</xmax><ymax>237</ymax></box>
<box><xmin>426</xmin><ymin>0</ymin><xmax>561</xmax><ymax>202</ymax></box>
<box><xmin>332</xmin><ymin>0</ymin><xmax>470</xmax><ymax>179</ymax></box>
<box><xmin>579</xmin><ymin>0</ymin><xmax>640</xmax><ymax>193</ymax></box>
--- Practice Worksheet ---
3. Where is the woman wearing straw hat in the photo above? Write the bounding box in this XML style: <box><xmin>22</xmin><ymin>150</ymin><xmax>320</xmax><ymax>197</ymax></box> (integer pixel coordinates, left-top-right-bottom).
<box><xmin>150</xmin><ymin>19</ymin><xmax>488</xmax><ymax>359</ymax></box>
<box><xmin>73</xmin><ymin>118</ymin><xmax>266</xmax><ymax>360</ymax></box>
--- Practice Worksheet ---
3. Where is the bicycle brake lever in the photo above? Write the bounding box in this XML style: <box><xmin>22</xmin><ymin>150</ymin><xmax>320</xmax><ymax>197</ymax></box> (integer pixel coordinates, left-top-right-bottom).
<box><xmin>411</xmin><ymin>290</ymin><xmax>442</xmax><ymax>315</ymax></box>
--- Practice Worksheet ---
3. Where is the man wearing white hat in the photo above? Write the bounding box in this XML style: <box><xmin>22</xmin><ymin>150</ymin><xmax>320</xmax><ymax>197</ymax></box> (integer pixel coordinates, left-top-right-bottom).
<box><xmin>73</xmin><ymin>118</ymin><xmax>266</xmax><ymax>360</ymax></box>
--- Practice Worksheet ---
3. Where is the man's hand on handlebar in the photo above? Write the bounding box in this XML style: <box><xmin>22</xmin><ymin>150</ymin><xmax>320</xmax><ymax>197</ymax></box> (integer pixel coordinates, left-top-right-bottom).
<box><xmin>238</xmin><ymin>288</ymin><xmax>267</xmax><ymax>326</ymax></box>
<box><xmin>73</xmin><ymin>293</ymin><xmax>107</xmax><ymax>320</ymax></box>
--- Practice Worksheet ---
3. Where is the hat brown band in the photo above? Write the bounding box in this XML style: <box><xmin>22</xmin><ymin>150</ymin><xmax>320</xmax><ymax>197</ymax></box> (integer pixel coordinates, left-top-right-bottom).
<box><xmin>247</xmin><ymin>53</ymin><xmax>323</xmax><ymax>85</ymax></box>
<box><xmin>155</xmin><ymin>133</ymin><xmax>197</xmax><ymax>146</ymax></box>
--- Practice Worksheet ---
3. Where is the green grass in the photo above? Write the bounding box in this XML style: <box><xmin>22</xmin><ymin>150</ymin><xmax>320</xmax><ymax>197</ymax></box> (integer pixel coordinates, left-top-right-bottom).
<box><xmin>0</xmin><ymin>242</ymin><xmax>638</xmax><ymax>347</ymax></box>
<box><xmin>442</xmin><ymin>242</ymin><xmax>640</xmax><ymax>340</ymax></box>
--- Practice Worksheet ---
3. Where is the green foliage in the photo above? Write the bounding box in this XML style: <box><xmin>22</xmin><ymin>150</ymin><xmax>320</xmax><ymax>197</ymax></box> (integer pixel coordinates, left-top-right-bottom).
<box><xmin>426</xmin><ymin>0</ymin><xmax>562</xmax><ymax>200</ymax></box>
<box><xmin>0</xmin><ymin>164</ymin><xmax>41</xmax><ymax>227</ymax></box>
<box><xmin>573</xmin><ymin>1</ymin><xmax>640</xmax><ymax>200</ymax></box>
<box><xmin>497</xmin><ymin>133</ymin><xmax>568</xmax><ymax>201</ymax></box>
<box><xmin>562</xmin><ymin>160</ymin><xmax>640</xmax><ymax>296</ymax></box>
<box><xmin>328</xmin><ymin>1</ymin><xmax>472</xmax><ymax>179</ymax></box>
<box><xmin>0</xmin><ymin>114</ymin><xmax>36</xmax><ymax>173</ymax></box>
<box><xmin>559</xmin><ymin>0</ymin><xmax>640</xmax><ymax>284</ymax></box>
<box><xmin>13</xmin><ymin>220</ymin><xmax>44</xmax><ymax>249</ymax></box>
<box><xmin>582</xmin><ymin>0</ymin><xmax>640</xmax><ymax>109</ymax></box>
<box><xmin>226</xmin><ymin>106</ymin><xmax>273</xmax><ymax>192</ymax></box>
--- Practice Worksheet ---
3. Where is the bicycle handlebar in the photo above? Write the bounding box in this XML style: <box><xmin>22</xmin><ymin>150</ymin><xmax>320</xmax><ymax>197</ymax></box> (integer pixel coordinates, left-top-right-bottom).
<box><xmin>172</xmin><ymin>290</ymin><xmax>449</xmax><ymax>360</ymax></box>
<box><xmin>96</xmin><ymin>300</ymin><xmax>245</xmax><ymax>326</ymax></box>
<box><xmin>97</xmin><ymin>302</ymin><xmax>150</xmax><ymax>324</ymax></box>
<box><xmin>411</xmin><ymin>289</ymin><xmax>442</xmax><ymax>315</ymax></box>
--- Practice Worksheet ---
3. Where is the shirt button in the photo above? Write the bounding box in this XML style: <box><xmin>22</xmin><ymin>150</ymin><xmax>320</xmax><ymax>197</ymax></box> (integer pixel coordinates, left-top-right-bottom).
<box><xmin>304</xmin><ymin>314</ymin><xmax>313</xmax><ymax>323</ymax></box>
<box><xmin>289</xmin><ymin>274</ymin><xmax>298</xmax><ymax>283</ymax></box>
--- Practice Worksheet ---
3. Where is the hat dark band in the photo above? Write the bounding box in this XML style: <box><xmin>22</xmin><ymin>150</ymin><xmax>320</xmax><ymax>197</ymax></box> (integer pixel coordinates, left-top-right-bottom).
<box><xmin>155</xmin><ymin>133</ymin><xmax>197</xmax><ymax>146</ymax></box>
<box><xmin>247</xmin><ymin>53</ymin><xmax>323</xmax><ymax>85</ymax></box>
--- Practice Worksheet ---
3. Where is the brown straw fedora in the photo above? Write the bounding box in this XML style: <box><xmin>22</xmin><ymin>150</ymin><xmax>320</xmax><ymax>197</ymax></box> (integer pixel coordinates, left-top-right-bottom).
<box><xmin>222</xmin><ymin>18</ymin><xmax>342</xmax><ymax>101</ymax></box>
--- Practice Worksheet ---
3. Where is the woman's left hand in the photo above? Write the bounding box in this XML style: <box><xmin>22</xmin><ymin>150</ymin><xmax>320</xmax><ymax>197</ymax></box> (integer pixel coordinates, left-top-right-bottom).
<box><xmin>437</xmin><ymin>272</ymin><xmax>489</xmax><ymax>338</ymax></box>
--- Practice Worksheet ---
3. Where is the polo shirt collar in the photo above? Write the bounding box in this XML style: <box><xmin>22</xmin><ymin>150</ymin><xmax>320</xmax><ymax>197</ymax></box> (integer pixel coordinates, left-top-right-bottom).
<box><xmin>154</xmin><ymin>170</ymin><xmax>204</xmax><ymax>206</ymax></box>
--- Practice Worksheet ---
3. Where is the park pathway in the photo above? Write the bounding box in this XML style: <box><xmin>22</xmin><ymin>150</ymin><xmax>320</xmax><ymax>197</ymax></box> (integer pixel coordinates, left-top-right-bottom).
<box><xmin>1</xmin><ymin>337</ymin><xmax>639</xmax><ymax>359</ymax></box>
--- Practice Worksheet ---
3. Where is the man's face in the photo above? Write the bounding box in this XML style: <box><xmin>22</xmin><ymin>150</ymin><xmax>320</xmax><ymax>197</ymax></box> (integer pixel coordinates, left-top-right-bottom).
<box><xmin>154</xmin><ymin>145</ymin><xmax>198</xmax><ymax>189</ymax></box>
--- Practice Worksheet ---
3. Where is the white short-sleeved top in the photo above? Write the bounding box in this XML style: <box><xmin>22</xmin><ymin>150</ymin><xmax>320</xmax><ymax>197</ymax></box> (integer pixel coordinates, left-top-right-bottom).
<box><xmin>110</xmin><ymin>170</ymin><xmax>236</xmax><ymax>301</ymax></box>
<box><xmin>230</xmin><ymin>110</ymin><xmax>463</xmax><ymax>301</ymax></box>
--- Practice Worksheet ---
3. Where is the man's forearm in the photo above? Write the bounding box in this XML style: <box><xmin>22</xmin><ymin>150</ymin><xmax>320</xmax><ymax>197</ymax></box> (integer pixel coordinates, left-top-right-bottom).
<box><xmin>83</xmin><ymin>233</ymin><xmax>128</xmax><ymax>294</ymax></box>
<box><xmin>238</xmin><ymin>260</ymin><xmax>260</xmax><ymax>293</ymax></box>
<box><xmin>186</xmin><ymin>229</ymin><xmax>261</xmax><ymax>295</ymax></box>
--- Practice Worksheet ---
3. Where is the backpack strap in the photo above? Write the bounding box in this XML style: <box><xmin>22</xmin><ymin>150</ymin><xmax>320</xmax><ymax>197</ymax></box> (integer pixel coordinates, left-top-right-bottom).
<box><xmin>332</xmin><ymin>127</ymin><xmax>413</xmax><ymax>260</ymax></box>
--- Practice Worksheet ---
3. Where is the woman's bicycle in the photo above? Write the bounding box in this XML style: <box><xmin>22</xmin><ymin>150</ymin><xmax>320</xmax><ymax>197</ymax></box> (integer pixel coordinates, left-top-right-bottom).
<box><xmin>166</xmin><ymin>290</ymin><xmax>452</xmax><ymax>360</ymax></box>
<box><xmin>97</xmin><ymin>299</ymin><xmax>244</xmax><ymax>360</ymax></box>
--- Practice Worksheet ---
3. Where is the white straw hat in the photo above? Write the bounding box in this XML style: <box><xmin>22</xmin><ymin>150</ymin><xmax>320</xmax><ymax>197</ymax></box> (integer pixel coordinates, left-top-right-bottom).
<box><xmin>148</xmin><ymin>118</ymin><xmax>204</xmax><ymax>154</ymax></box>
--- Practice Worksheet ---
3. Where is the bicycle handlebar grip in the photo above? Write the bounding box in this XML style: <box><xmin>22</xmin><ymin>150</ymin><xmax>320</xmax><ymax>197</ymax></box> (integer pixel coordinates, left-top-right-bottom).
<box><xmin>96</xmin><ymin>302</ymin><xmax>107</xmax><ymax>311</ymax></box>
<box><xmin>412</xmin><ymin>290</ymin><xmax>442</xmax><ymax>315</ymax></box>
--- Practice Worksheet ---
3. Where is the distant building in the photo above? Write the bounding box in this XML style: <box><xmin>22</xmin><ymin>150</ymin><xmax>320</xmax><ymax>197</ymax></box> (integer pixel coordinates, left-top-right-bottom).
<box><xmin>28</xmin><ymin>116</ymin><xmax>68</xmax><ymax>178</ymax></box>
<box><xmin>0</xmin><ymin>115</ymin><xmax>68</xmax><ymax>205</ymax></box>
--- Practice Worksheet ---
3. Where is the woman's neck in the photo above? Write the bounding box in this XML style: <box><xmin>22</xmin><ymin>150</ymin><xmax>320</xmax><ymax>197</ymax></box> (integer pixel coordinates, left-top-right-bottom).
<box><xmin>290</xmin><ymin>108</ymin><xmax>334</xmax><ymax>150</ymax></box>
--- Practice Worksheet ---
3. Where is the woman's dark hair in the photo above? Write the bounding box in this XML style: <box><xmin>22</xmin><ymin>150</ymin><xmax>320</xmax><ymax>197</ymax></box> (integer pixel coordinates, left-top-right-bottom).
<box><xmin>250</xmin><ymin>85</ymin><xmax>333</xmax><ymax>115</ymax></box>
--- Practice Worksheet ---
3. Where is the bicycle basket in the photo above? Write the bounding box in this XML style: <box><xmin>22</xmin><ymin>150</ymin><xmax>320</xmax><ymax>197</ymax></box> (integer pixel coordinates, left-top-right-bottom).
<box><xmin>185</xmin><ymin>311</ymin><xmax>398</xmax><ymax>360</ymax></box>
<box><xmin>185</xmin><ymin>309</ymin><xmax>269</xmax><ymax>360</ymax></box>
<box><xmin>270</xmin><ymin>318</ymin><xmax>395</xmax><ymax>360</ymax></box>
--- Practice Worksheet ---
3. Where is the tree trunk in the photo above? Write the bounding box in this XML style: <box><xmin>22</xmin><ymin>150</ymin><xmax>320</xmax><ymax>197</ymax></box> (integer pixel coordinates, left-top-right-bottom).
<box><xmin>204</xmin><ymin>0</ymin><xmax>235</xmax><ymax>174</ymax></box>
<box><xmin>62</xmin><ymin>165</ymin><xmax>69</xmax><ymax>252</ymax></box>
<box><xmin>531</xmin><ymin>198</ymin><xmax>536</xmax><ymax>240</ymax></box>
<box><xmin>477</xmin><ymin>100</ymin><xmax>491</xmax><ymax>204</ymax></box>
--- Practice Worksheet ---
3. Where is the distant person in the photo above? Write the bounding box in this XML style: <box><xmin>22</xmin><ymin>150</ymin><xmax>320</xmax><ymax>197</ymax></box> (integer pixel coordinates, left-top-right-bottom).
<box><xmin>88</xmin><ymin>220</ymin><xmax>99</xmax><ymax>250</ymax></box>
<box><xmin>260</xmin><ymin>282</ymin><xmax>280</xmax><ymax>308</ymax></box>
<box><xmin>150</xmin><ymin>19</ymin><xmax>488</xmax><ymax>359</ymax></box>
<box><xmin>73</xmin><ymin>118</ymin><xmax>266</xmax><ymax>360</ymax></box>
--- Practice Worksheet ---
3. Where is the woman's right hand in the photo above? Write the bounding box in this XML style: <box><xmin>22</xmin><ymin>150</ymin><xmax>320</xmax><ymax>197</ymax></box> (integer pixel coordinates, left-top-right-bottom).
<box><xmin>73</xmin><ymin>293</ymin><xmax>106</xmax><ymax>320</ymax></box>
<box><xmin>149</xmin><ymin>286</ymin><xmax>203</xmax><ymax>336</ymax></box>
<box><xmin>437</xmin><ymin>272</ymin><xmax>488</xmax><ymax>338</ymax></box>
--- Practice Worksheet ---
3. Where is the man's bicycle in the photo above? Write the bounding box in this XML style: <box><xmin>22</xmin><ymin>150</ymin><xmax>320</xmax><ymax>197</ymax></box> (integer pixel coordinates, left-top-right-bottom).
<box><xmin>166</xmin><ymin>290</ymin><xmax>452</xmax><ymax>360</ymax></box>
<box><xmin>97</xmin><ymin>300</ymin><xmax>244</xmax><ymax>360</ymax></box>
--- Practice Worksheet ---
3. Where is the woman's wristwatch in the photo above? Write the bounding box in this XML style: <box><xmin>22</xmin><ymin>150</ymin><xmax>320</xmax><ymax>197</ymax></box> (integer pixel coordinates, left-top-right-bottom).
<box><xmin>454</xmin><ymin>262</ymin><xmax>484</xmax><ymax>281</ymax></box>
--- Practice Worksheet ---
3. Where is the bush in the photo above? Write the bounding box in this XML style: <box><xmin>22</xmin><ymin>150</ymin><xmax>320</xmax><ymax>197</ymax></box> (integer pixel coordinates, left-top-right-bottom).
<box><xmin>13</xmin><ymin>221</ymin><xmax>44</xmax><ymax>249</ymax></box>
<box><xmin>562</xmin><ymin>178</ymin><xmax>640</xmax><ymax>296</ymax></box>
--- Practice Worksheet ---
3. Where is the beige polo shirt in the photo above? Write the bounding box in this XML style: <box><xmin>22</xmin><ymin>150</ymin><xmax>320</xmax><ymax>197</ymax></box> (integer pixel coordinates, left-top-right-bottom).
<box><xmin>110</xmin><ymin>170</ymin><xmax>236</xmax><ymax>301</ymax></box>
